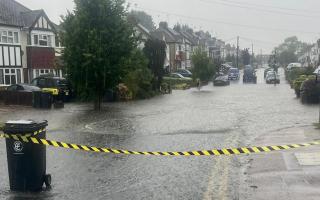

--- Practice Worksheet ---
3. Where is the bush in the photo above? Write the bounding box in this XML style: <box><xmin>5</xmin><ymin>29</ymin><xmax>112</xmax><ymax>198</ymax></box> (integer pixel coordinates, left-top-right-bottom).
<box><xmin>293</xmin><ymin>75</ymin><xmax>308</xmax><ymax>97</ymax></box>
<box><xmin>286</xmin><ymin>67</ymin><xmax>315</xmax><ymax>85</ymax></box>
<box><xmin>300</xmin><ymin>79</ymin><xmax>320</xmax><ymax>104</ymax></box>
<box><xmin>162</xmin><ymin>77</ymin><xmax>196</xmax><ymax>87</ymax></box>
<box><xmin>124</xmin><ymin>67</ymin><xmax>155</xmax><ymax>99</ymax></box>
<box><xmin>172</xmin><ymin>83</ymin><xmax>190</xmax><ymax>90</ymax></box>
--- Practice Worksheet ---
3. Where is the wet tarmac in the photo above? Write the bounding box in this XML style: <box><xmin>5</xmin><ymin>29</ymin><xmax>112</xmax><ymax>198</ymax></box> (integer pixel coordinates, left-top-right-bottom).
<box><xmin>0</xmin><ymin>68</ymin><xmax>318</xmax><ymax>199</ymax></box>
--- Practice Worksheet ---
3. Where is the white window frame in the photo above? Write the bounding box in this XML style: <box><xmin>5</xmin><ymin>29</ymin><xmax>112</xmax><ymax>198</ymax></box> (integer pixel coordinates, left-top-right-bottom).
<box><xmin>0</xmin><ymin>68</ymin><xmax>22</xmax><ymax>86</ymax></box>
<box><xmin>0</xmin><ymin>30</ymin><xmax>20</xmax><ymax>44</ymax></box>
<box><xmin>33</xmin><ymin>69</ymin><xmax>62</xmax><ymax>78</ymax></box>
<box><xmin>32</xmin><ymin>34</ymin><xmax>53</xmax><ymax>47</ymax></box>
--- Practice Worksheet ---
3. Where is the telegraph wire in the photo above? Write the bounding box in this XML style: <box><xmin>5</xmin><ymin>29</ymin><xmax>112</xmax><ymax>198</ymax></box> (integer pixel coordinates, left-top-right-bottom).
<box><xmin>199</xmin><ymin>0</ymin><xmax>320</xmax><ymax>19</ymax></box>
<box><xmin>132</xmin><ymin>6</ymin><xmax>320</xmax><ymax>35</ymax></box>
<box><xmin>222</xmin><ymin>0</ymin><xmax>320</xmax><ymax>14</ymax></box>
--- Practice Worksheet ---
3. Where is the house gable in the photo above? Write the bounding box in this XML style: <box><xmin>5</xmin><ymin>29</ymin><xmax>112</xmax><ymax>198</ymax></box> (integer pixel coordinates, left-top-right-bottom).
<box><xmin>30</xmin><ymin>11</ymin><xmax>56</xmax><ymax>33</ymax></box>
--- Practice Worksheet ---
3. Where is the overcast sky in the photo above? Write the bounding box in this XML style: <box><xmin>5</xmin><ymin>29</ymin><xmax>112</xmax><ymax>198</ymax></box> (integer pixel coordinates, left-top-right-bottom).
<box><xmin>17</xmin><ymin>0</ymin><xmax>320</xmax><ymax>54</ymax></box>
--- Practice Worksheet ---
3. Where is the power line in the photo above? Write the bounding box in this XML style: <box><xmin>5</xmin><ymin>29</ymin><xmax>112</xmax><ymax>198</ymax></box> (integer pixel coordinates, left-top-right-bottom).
<box><xmin>199</xmin><ymin>0</ymin><xmax>320</xmax><ymax>19</ymax></box>
<box><xmin>133</xmin><ymin>6</ymin><xmax>320</xmax><ymax>35</ymax></box>
<box><xmin>222</xmin><ymin>0</ymin><xmax>320</xmax><ymax>14</ymax></box>
<box><xmin>239</xmin><ymin>36</ymin><xmax>279</xmax><ymax>46</ymax></box>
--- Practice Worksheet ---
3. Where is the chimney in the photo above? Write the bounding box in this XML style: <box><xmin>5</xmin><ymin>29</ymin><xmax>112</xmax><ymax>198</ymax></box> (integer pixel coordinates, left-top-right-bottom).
<box><xmin>159</xmin><ymin>21</ymin><xmax>168</xmax><ymax>29</ymax></box>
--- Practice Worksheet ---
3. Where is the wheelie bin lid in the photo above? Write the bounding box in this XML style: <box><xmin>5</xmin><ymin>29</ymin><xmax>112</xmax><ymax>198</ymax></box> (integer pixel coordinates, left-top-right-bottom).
<box><xmin>4</xmin><ymin>120</ymin><xmax>48</xmax><ymax>135</ymax></box>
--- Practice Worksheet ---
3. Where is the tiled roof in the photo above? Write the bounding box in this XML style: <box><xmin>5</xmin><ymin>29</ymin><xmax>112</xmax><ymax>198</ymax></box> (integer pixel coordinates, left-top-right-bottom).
<box><xmin>0</xmin><ymin>0</ymin><xmax>56</xmax><ymax>30</ymax></box>
<box><xmin>20</xmin><ymin>10</ymin><xmax>43</xmax><ymax>27</ymax></box>
<box><xmin>0</xmin><ymin>0</ymin><xmax>30</xmax><ymax>26</ymax></box>
<box><xmin>136</xmin><ymin>23</ymin><xmax>151</xmax><ymax>37</ymax></box>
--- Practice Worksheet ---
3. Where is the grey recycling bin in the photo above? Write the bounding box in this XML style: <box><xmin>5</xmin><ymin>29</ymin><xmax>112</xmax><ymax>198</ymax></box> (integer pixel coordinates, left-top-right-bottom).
<box><xmin>4</xmin><ymin>120</ymin><xmax>51</xmax><ymax>191</ymax></box>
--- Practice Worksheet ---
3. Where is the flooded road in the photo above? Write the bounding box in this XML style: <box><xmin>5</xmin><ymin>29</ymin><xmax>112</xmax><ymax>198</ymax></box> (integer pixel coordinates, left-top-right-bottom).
<box><xmin>0</xmin><ymin>68</ymin><xmax>318</xmax><ymax>199</ymax></box>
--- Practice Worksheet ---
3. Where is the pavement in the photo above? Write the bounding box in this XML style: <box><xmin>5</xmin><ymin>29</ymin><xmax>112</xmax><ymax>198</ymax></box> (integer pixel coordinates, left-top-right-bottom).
<box><xmin>242</xmin><ymin>125</ymin><xmax>320</xmax><ymax>200</ymax></box>
<box><xmin>0</xmin><ymin>68</ymin><xmax>319</xmax><ymax>200</ymax></box>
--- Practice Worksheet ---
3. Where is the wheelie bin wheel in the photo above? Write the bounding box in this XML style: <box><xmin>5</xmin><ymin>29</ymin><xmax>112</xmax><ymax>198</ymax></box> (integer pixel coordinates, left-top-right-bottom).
<box><xmin>44</xmin><ymin>174</ymin><xmax>52</xmax><ymax>187</ymax></box>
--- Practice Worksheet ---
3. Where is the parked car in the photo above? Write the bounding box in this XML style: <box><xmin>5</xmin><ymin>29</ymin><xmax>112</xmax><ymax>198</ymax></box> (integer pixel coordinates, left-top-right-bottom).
<box><xmin>228</xmin><ymin>68</ymin><xmax>240</xmax><ymax>80</ymax></box>
<box><xmin>266</xmin><ymin>71</ymin><xmax>280</xmax><ymax>84</ymax></box>
<box><xmin>4</xmin><ymin>84</ymin><xmax>40</xmax><ymax>106</ymax></box>
<box><xmin>286</xmin><ymin>63</ymin><xmax>302</xmax><ymax>70</ymax></box>
<box><xmin>264</xmin><ymin>68</ymin><xmax>273</xmax><ymax>78</ymax></box>
<box><xmin>31</xmin><ymin>75</ymin><xmax>73</xmax><ymax>101</ymax></box>
<box><xmin>169</xmin><ymin>73</ymin><xmax>192</xmax><ymax>80</ymax></box>
<box><xmin>176</xmin><ymin>69</ymin><xmax>192</xmax><ymax>78</ymax></box>
<box><xmin>214</xmin><ymin>75</ymin><xmax>230</xmax><ymax>86</ymax></box>
<box><xmin>243</xmin><ymin>65</ymin><xmax>257</xmax><ymax>84</ymax></box>
<box><xmin>7</xmin><ymin>84</ymin><xmax>41</xmax><ymax>92</ymax></box>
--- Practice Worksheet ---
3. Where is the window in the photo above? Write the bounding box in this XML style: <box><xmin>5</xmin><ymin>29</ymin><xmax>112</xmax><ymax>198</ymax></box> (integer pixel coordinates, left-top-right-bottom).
<box><xmin>14</xmin><ymin>32</ymin><xmax>19</xmax><ymax>43</ymax></box>
<box><xmin>1</xmin><ymin>68</ymin><xmax>22</xmax><ymax>85</ymax></box>
<box><xmin>34</xmin><ymin>35</ymin><xmax>39</xmax><ymax>45</ymax></box>
<box><xmin>39</xmin><ymin>35</ymin><xmax>48</xmax><ymax>46</ymax></box>
<box><xmin>16</xmin><ymin>69</ymin><xmax>21</xmax><ymax>84</ymax></box>
<box><xmin>0</xmin><ymin>69</ymin><xmax>3</xmax><ymax>84</ymax></box>
<box><xmin>1</xmin><ymin>31</ymin><xmax>7</xmax><ymax>43</ymax></box>
<box><xmin>33</xmin><ymin>34</ymin><xmax>53</xmax><ymax>47</ymax></box>
<box><xmin>0</xmin><ymin>30</ymin><xmax>19</xmax><ymax>44</ymax></box>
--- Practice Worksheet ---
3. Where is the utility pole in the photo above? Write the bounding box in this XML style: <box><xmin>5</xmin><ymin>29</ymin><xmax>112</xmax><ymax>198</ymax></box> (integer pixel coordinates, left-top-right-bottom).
<box><xmin>260</xmin><ymin>49</ymin><xmax>262</xmax><ymax>66</ymax></box>
<box><xmin>251</xmin><ymin>43</ymin><xmax>254</xmax><ymax>66</ymax></box>
<box><xmin>236</xmin><ymin>36</ymin><xmax>239</xmax><ymax>68</ymax></box>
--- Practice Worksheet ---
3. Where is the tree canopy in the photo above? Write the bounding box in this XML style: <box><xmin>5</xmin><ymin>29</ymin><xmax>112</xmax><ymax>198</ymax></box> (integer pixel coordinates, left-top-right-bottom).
<box><xmin>128</xmin><ymin>10</ymin><xmax>155</xmax><ymax>31</ymax></box>
<box><xmin>62</xmin><ymin>0</ymin><xmax>136</xmax><ymax>110</ymax></box>
<box><xmin>241</xmin><ymin>48</ymin><xmax>251</xmax><ymax>66</ymax></box>
<box><xmin>143</xmin><ymin>38</ymin><xmax>167</xmax><ymax>91</ymax></box>
<box><xmin>273</xmin><ymin>36</ymin><xmax>312</xmax><ymax>66</ymax></box>
<box><xmin>191</xmin><ymin>49</ymin><xmax>215</xmax><ymax>82</ymax></box>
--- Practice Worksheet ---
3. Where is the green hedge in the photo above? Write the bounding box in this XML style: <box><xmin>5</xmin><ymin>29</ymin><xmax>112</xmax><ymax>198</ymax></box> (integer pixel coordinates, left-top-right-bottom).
<box><xmin>292</xmin><ymin>75</ymin><xmax>316</xmax><ymax>97</ymax></box>
<box><xmin>163</xmin><ymin>77</ymin><xmax>196</xmax><ymax>87</ymax></box>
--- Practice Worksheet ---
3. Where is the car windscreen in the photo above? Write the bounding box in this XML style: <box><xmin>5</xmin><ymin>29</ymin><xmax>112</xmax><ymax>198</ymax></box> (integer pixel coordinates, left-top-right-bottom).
<box><xmin>229</xmin><ymin>69</ymin><xmax>239</xmax><ymax>73</ymax></box>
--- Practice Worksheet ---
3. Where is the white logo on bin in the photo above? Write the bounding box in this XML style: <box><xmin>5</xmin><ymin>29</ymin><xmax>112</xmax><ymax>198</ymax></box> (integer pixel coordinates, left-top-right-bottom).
<box><xmin>13</xmin><ymin>141</ymin><xmax>23</xmax><ymax>152</ymax></box>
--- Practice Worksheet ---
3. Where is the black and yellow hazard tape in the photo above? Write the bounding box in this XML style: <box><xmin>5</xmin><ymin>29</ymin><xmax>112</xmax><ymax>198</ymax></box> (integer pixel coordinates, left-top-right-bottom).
<box><xmin>0</xmin><ymin>132</ymin><xmax>319</xmax><ymax>156</ymax></box>
<box><xmin>1</xmin><ymin>128</ymin><xmax>46</xmax><ymax>138</ymax></box>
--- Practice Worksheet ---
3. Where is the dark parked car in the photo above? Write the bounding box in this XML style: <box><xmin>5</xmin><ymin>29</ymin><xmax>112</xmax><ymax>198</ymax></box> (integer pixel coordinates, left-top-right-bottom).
<box><xmin>4</xmin><ymin>84</ymin><xmax>40</xmax><ymax>106</ymax></box>
<box><xmin>243</xmin><ymin>65</ymin><xmax>257</xmax><ymax>84</ymax></box>
<box><xmin>176</xmin><ymin>69</ymin><xmax>192</xmax><ymax>78</ymax></box>
<box><xmin>7</xmin><ymin>84</ymin><xmax>41</xmax><ymax>92</ymax></box>
<box><xmin>228</xmin><ymin>68</ymin><xmax>240</xmax><ymax>80</ymax></box>
<box><xmin>31</xmin><ymin>75</ymin><xmax>73</xmax><ymax>101</ymax></box>
<box><xmin>214</xmin><ymin>75</ymin><xmax>230</xmax><ymax>86</ymax></box>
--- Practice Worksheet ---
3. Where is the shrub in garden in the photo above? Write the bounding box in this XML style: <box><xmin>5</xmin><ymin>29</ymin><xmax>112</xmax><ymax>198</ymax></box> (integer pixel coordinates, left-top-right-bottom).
<box><xmin>300</xmin><ymin>79</ymin><xmax>320</xmax><ymax>104</ymax></box>
<box><xmin>124</xmin><ymin>67</ymin><xmax>155</xmax><ymax>99</ymax></box>
<box><xmin>162</xmin><ymin>77</ymin><xmax>196</xmax><ymax>87</ymax></box>
<box><xmin>293</xmin><ymin>75</ymin><xmax>307</xmax><ymax>97</ymax></box>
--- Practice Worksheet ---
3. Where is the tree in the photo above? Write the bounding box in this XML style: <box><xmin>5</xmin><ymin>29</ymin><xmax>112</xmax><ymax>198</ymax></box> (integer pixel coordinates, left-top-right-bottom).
<box><xmin>143</xmin><ymin>38</ymin><xmax>167</xmax><ymax>91</ymax></box>
<box><xmin>128</xmin><ymin>10</ymin><xmax>155</xmax><ymax>31</ymax></box>
<box><xmin>62</xmin><ymin>0</ymin><xmax>136</xmax><ymax>110</ymax></box>
<box><xmin>123</xmin><ymin>49</ymin><xmax>154</xmax><ymax>99</ymax></box>
<box><xmin>191</xmin><ymin>49</ymin><xmax>215</xmax><ymax>82</ymax></box>
<box><xmin>274</xmin><ymin>36</ymin><xmax>311</xmax><ymax>66</ymax></box>
<box><xmin>173</xmin><ymin>23</ymin><xmax>182</xmax><ymax>32</ymax></box>
<box><xmin>278</xmin><ymin>50</ymin><xmax>298</xmax><ymax>66</ymax></box>
<box><xmin>241</xmin><ymin>48</ymin><xmax>250</xmax><ymax>66</ymax></box>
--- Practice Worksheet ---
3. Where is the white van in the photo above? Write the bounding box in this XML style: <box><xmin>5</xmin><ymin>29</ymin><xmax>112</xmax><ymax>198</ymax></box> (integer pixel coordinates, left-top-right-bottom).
<box><xmin>286</xmin><ymin>63</ymin><xmax>302</xmax><ymax>70</ymax></box>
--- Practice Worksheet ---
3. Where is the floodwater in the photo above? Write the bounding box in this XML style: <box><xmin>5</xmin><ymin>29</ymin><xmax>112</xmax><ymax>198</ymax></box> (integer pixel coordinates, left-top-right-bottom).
<box><xmin>0</xmin><ymin>68</ymin><xmax>318</xmax><ymax>199</ymax></box>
